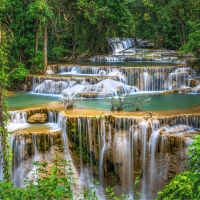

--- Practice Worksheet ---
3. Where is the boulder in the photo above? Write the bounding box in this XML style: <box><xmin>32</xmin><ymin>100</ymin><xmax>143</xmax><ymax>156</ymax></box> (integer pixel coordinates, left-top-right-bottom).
<box><xmin>28</xmin><ymin>113</ymin><xmax>47</xmax><ymax>123</ymax></box>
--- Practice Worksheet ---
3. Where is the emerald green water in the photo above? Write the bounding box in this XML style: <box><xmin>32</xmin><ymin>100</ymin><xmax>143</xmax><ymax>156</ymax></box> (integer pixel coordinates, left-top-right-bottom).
<box><xmin>7</xmin><ymin>92</ymin><xmax>200</xmax><ymax>111</ymax></box>
<box><xmin>7</xmin><ymin>92</ymin><xmax>61</xmax><ymax>110</ymax></box>
<box><xmin>76</xmin><ymin>94</ymin><xmax>200</xmax><ymax>111</ymax></box>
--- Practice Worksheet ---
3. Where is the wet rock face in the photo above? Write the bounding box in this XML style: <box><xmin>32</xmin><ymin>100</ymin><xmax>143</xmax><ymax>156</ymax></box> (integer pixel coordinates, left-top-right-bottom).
<box><xmin>12</xmin><ymin>130</ymin><xmax>63</xmax><ymax>169</ymax></box>
<box><xmin>28</xmin><ymin>113</ymin><xmax>48</xmax><ymax>123</ymax></box>
<box><xmin>186</xmin><ymin>79</ymin><xmax>199</xmax><ymax>87</ymax></box>
<box><xmin>65</xmin><ymin>114</ymin><xmax>200</xmax><ymax>199</ymax></box>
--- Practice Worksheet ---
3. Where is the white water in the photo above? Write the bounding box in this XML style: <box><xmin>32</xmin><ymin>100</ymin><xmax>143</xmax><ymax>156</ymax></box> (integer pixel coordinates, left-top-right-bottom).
<box><xmin>149</xmin><ymin>120</ymin><xmax>160</xmax><ymax>189</ymax></box>
<box><xmin>36</xmin><ymin>65</ymin><xmax>198</xmax><ymax>96</ymax></box>
<box><xmin>99</xmin><ymin>119</ymin><xmax>106</xmax><ymax>184</ymax></box>
<box><xmin>188</xmin><ymin>83</ymin><xmax>200</xmax><ymax>93</ymax></box>
<box><xmin>1</xmin><ymin>110</ymin><xmax>199</xmax><ymax>199</ymax></box>
<box><xmin>139</xmin><ymin>120</ymin><xmax>148</xmax><ymax>199</ymax></box>
<box><xmin>61</xmin><ymin>79</ymin><xmax>139</xmax><ymax>97</ymax></box>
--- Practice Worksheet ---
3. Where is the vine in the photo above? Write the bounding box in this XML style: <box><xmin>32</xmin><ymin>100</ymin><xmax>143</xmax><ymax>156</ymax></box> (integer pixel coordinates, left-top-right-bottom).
<box><xmin>0</xmin><ymin>27</ymin><xmax>12</xmax><ymax>182</ymax></box>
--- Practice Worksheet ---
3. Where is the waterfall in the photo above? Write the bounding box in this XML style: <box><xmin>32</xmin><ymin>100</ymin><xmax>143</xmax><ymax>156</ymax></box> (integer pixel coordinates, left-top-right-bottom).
<box><xmin>168</xmin><ymin>68</ymin><xmax>195</xmax><ymax>90</ymax></box>
<box><xmin>67</xmin><ymin>114</ymin><xmax>200</xmax><ymax>198</ymax></box>
<box><xmin>35</xmin><ymin>65</ymin><xmax>198</xmax><ymax>96</ymax></box>
<box><xmin>9</xmin><ymin>111</ymin><xmax>27</xmax><ymax>124</ymax></box>
<box><xmin>188</xmin><ymin>83</ymin><xmax>200</xmax><ymax>93</ymax></box>
<box><xmin>139</xmin><ymin>120</ymin><xmax>148</xmax><ymax>199</ymax></box>
<box><xmin>99</xmin><ymin>119</ymin><xmax>106</xmax><ymax>184</ymax></box>
<box><xmin>107</xmin><ymin>37</ymin><xmax>153</xmax><ymax>55</ymax></box>
<box><xmin>148</xmin><ymin>120</ymin><xmax>160</xmax><ymax>190</ymax></box>
<box><xmin>3</xmin><ymin>108</ymin><xmax>200</xmax><ymax>198</ymax></box>
<box><xmin>140</xmin><ymin>72</ymin><xmax>151</xmax><ymax>91</ymax></box>
<box><xmin>12</xmin><ymin>134</ymin><xmax>26</xmax><ymax>187</ymax></box>
<box><xmin>27</xmin><ymin>134</ymin><xmax>40</xmax><ymax>185</ymax></box>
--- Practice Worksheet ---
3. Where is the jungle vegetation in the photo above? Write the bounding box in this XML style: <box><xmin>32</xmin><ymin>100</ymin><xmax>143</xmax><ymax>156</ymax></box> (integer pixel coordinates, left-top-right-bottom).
<box><xmin>0</xmin><ymin>0</ymin><xmax>199</xmax><ymax>87</ymax></box>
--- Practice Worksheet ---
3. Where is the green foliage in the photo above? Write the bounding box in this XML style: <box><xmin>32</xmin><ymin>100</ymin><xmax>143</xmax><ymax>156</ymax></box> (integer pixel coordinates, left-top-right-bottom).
<box><xmin>0</xmin><ymin>29</ymin><xmax>12</xmax><ymax>182</ymax></box>
<box><xmin>156</xmin><ymin>171</ymin><xmax>200</xmax><ymax>200</ymax></box>
<box><xmin>188</xmin><ymin>135</ymin><xmax>200</xmax><ymax>172</ymax></box>
<box><xmin>0</xmin><ymin>156</ymin><xmax>99</xmax><ymax>199</ymax></box>
<box><xmin>104</xmin><ymin>175</ymin><xmax>141</xmax><ymax>200</ymax></box>
<box><xmin>62</xmin><ymin>92</ymin><xmax>79</xmax><ymax>109</ymax></box>
<box><xmin>1</xmin><ymin>0</ymin><xmax>200</xmax><ymax>76</ymax></box>
<box><xmin>128</xmin><ymin>96</ymin><xmax>151</xmax><ymax>111</ymax></box>
<box><xmin>92</xmin><ymin>113</ymin><xmax>105</xmax><ymax>121</ymax></box>
<box><xmin>27</xmin><ymin>0</ymin><xmax>53</xmax><ymax>24</ymax></box>
<box><xmin>103</xmin><ymin>91</ymin><xmax>130</xmax><ymax>111</ymax></box>
<box><xmin>156</xmin><ymin>136</ymin><xmax>200</xmax><ymax>199</ymax></box>
<box><xmin>29</xmin><ymin>50</ymin><xmax>45</xmax><ymax>73</ymax></box>
<box><xmin>103</xmin><ymin>91</ymin><xmax>151</xmax><ymax>111</ymax></box>
<box><xmin>181</xmin><ymin>21</ymin><xmax>200</xmax><ymax>59</ymax></box>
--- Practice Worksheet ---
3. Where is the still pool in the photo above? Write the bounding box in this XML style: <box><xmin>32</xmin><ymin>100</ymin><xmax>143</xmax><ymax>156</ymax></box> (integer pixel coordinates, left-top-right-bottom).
<box><xmin>7</xmin><ymin>92</ymin><xmax>61</xmax><ymax>109</ymax></box>
<box><xmin>7</xmin><ymin>92</ymin><xmax>200</xmax><ymax>111</ymax></box>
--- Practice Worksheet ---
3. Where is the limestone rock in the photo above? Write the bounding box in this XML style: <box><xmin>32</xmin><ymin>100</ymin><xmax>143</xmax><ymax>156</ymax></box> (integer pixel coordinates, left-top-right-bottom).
<box><xmin>28</xmin><ymin>113</ymin><xmax>47</xmax><ymax>123</ymax></box>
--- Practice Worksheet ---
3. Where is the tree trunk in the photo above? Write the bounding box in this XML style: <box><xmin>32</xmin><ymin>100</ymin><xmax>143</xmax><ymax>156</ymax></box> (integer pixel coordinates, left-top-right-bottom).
<box><xmin>43</xmin><ymin>25</ymin><xmax>48</xmax><ymax>67</ymax></box>
<box><xmin>34</xmin><ymin>19</ymin><xmax>39</xmax><ymax>72</ymax></box>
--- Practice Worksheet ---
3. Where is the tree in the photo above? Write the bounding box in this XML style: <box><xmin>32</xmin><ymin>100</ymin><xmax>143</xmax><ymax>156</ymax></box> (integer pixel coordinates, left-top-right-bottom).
<box><xmin>182</xmin><ymin>21</ymin><xmax>200</xmax><ymax>59</ymax></box>
<box><xmin>103</xmin><ymin>91</ymin><xmax>151</xmax><ymax>111</ymax></box>
<box><xmin>27</xmin><ymin>0</ymin><xmax>53</xmax><ymax>72</ymax></box>
<box><xmin>62</xmin><ymin>92</ymin><xmax>79</xmax><ymax>109</ymax></box>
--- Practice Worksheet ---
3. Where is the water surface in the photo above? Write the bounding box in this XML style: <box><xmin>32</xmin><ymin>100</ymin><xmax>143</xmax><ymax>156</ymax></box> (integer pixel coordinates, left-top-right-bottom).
<box><xmin>7</xmin><ymin>92</ymin><xmax>61</xmax><ymax>109</ymax></box>
<box><xmin>7</xmin><ymin>92</ymin><xmax>200</xmax><ymax>111</ymax></box>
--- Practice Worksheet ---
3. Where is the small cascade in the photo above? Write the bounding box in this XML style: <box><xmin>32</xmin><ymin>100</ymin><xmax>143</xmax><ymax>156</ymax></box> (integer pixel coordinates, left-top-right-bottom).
<box><xmin>60</xmin><ymin>65</ymin><xmax>81</xmax><ymax>74</ymax></box>
<box><xmin>26</xmin><ymin>134</ymin><xmax>40</xmax><ymax>185</ymax></box>
<box><xmin>107</xmin><ymin>37</ymin><xmax>153</xmax><ymax>55</ymax></box>
<box><xmin>9</xmin><ymin>111</ymin><xmax>27</xmax><ymax>124</ymax></box>
<box><xmin>188</xmin><ymin>83</ymin><xmax>200</xmax><ymax>93</ymax></box>
<box><xmin>57</xmin><ymin>112</ymin><xmax>69</xmax><ymax>156</ymax></box>
<box><xmin>168</xmin><ymin>67</ymin><xmax>196</xmax><ymax>89</ymax></box>
<box><xmin>148</xmin><ymin>120</ymin><xmax>160</xmax><ymax>191</ymax></box>
<box><xmin>0</xmin><ymin>110</ymin><xmax>63</xmax><ymax>186</ymax></box>
<box><xmin>139</xmin><ymin>120</ymin><xmax>149</xmax><ymax>199</ymax></box>
<box><xmin>99</xmin><ymin>119</ymin><xmax>106</xmax><ymax>184</ymax></box>
<box><xmin>140</xmin><ymin>72</ymin><xmax>151</xmax><ymax>91</ymax></box>
<box><xmin>12</xmin><ymin>134</ymin><xmax>26</xmax><ymax>187</ymax></box>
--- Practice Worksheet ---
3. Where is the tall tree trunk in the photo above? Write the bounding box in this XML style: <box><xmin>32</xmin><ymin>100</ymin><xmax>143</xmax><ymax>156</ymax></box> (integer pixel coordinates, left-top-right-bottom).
<box><xmin>34</xmin><ymin>19</ymin><xmax>39</xmax><ymax>72</ymax></box>
<box><xmin>43</xmin><ymin>25</ymin><xmax>48</xmax><ymax>67</ymax></box>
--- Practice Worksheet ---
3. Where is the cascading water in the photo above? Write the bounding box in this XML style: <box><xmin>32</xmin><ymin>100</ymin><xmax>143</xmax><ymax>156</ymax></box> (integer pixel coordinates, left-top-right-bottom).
<box><xmin>139</xmin><ymin>120</ymin><xmax>148</xmax><ymax>199</ymax></box>
<box><xmin>3</xmin><ymin>108</ymin><xmax>200</xmax><ymax>198</ymax></box>
<box><xmin>107</xmin><ymin>37</ymin><xmax>153</xmax><ymax>55</ymax></box>
<box><xmin>168</xmin><ymin>68</ymin><xmax>196</xmax><ymax>89</ymax></box>
<box><xmin>29</xmin><ymin>65</ymin><xmax>197</xmax><ymax>97</ymax></box>
<box><xmin>64</xmin><ymin>114</ymin><xmax>200</xmax><ymax>198</ymax></box>
<box><xmin>99</xmin><ymin>119</ymin><xmax>106</xmax><ymax>184</ymax></box>
<box><xmin>0</xmin><ymin>110</ymin><xmax>63</xmax><ymax>186</ymax></box>
<box><xmin>148</xmin><ymin>120</ymin><xmax>160</xmax><ymax>191</ymax></box>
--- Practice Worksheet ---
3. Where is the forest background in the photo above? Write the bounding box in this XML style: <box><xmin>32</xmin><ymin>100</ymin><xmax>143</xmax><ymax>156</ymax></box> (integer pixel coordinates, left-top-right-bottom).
<box><xmin>0</xmin><ymin>0</ymin><xmax>200</xmax><ymax>88</ymax></box>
